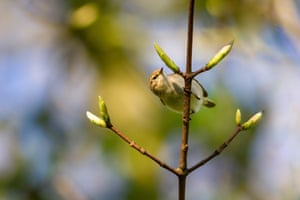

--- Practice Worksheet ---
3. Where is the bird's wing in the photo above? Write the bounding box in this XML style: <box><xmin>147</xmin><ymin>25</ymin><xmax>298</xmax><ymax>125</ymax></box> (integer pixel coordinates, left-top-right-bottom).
<box><xmin>192</xmin><ymin>79</ymin><xmax>216</xmax><ymax>108</ymax></box>
<box><xmin>193</xmin><ymin>79</ymin><xmax>208</xmax><ymax>97</ymax></box>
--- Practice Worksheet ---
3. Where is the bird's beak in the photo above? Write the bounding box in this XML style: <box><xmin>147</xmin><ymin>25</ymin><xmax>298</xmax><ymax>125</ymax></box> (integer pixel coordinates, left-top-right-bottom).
<box><xmin>159</xmin><ymin>67</ymin><xmax>163</xmax><ymax>74</ymax></box>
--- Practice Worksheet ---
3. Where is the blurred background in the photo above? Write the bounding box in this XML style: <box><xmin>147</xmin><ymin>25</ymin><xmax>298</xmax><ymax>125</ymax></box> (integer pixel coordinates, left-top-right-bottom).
<box><xmin>0</xmin><ymin>0</ymin><xmax>300</xmax><ymax>199</ymax></box>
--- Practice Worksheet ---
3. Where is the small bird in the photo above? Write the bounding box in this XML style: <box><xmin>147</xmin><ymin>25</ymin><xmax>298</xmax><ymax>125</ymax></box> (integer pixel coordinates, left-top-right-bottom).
<box><xmin>149</xmin><ymin>68</ymin><xmax>215</xmax><ymax>114</ymax></box>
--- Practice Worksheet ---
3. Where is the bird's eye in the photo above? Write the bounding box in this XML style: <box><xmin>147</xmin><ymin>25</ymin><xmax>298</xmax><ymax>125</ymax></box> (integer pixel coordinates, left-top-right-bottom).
<box><xmin>152</xmin><ymin>74</ymin><xmax>159</xmax><ymax>80</ymax></box>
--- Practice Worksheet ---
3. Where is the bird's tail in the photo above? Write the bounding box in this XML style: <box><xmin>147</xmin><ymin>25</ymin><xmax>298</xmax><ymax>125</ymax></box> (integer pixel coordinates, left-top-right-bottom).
<box><xmin>203</xmin><ymin>98</ymin><xmax>216</xmax><ymax>108</ymax></box>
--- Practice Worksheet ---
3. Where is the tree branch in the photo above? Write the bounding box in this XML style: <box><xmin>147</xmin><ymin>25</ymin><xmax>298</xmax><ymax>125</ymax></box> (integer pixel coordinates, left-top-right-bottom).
<box><xmin>187</xmin><ymin>126</ymin><xmax>243</xmax><ymax>174</ymax></box>
<box><xmin>178</xmin><ymin>0</ymin><xmax>195</xmax><ymax>173</ymax></box>
<box><xmin>178</xmin><ymin>0</ymin><xmax>195</xmax><ymax>199</ymax></box>
<box><xmin>178</xmin><ymin>175</ymin><xmax>187</xmax><ymax>200</ymax></box>
<box><xmin>109</xmin><ymin>125</ymin><xmax>178</xmax><ymax>175</ymax></box>
<box><xmin>188</xmin><ymin>65</ymin><xmax>210</xmax><ymax>79</ymax></box>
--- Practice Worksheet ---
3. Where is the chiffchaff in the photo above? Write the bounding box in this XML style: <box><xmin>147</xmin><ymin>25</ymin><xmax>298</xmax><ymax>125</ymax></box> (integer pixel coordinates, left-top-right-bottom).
<box><xmin>149</xmin><ymin>68</ymin><xmax>215</xmax><ymax>113</ymax></box>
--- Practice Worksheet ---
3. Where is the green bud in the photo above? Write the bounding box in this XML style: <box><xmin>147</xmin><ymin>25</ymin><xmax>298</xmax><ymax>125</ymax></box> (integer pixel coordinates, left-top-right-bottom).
<box><xmin>206</xmin><ymin>40</ymin><xmax>234</xmax><ymax>70</ymax></box>
<box><xmin>98</xmin><ymin>96</ymin><xmax>110</xmax><ymax>124</ymax></box>
<box><xmin>241</xmin><ymin>111</ymin><xmax>263</xmax><ymax>130</ymax></box>
<box><xmin>235</xmin><ymin>109</ymin><xmax>241</xmax><ymax>126</ymax></box>
<box><xmin>86</xmin><ymin>111</ymin><xmax>107</xmax><ymax>127</ymax></box>
<box><xmin>154</xmin><ymin>42</ymin><xmax>180</xmax><ymax>73</ymax></box>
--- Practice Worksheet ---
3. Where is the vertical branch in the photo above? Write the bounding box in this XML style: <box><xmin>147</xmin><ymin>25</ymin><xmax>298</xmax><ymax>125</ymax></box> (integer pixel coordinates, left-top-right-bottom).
<box><xmin>185</xmin><ymin>0</ymin><xmax>195</xmax><ymax>75</ymax></box>
<box><xmin>178</xmin><ymin>176</ymin><xmax>187</xmax><ymax>200</ymax></box>
<box><xmin>178</xmin><ymin>0</ymin><xmax>195</xmax><ymax>200</ymax></box>
<box><xmin>178</xmin><ymin>0</ymin><xmax>195</xmax><ymax>172</ymax></box>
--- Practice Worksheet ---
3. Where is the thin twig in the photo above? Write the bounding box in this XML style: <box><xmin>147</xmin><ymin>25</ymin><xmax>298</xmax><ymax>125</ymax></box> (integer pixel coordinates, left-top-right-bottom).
<box><xmin>109</xmin><ymin>125</ymin><xmax>178</xmax><ymax>175</ymax></box>
<box><xmin>187</xmin><ymin>126</ymin><xmax>243</xmax><ymax>174</ymax></box>
<box><xmin>188</xmin><ymin>65</ymin><xmax>210</xmax><ymax>79</ymax></box>
<box><xmin>185</xmin><ymin>0</ymin><xmax>195</xmax><ymax>75</ymax></box>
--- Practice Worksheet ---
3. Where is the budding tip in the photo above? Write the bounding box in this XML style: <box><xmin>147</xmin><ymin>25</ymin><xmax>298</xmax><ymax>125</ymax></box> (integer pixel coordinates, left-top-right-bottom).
<box><xmin>241</xmin><ymin>111</ymin><xmax>263</xmax><ymax>130</ymax></box>
<box><xmin>235</xmin><ymin>108</ymin><xmax>242</xmax><ymax>126</ymax></box>
<box><xmin>86</xmin><ymin>111</ymin><xmax>107</xmax><ymax>128</ymax></box>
